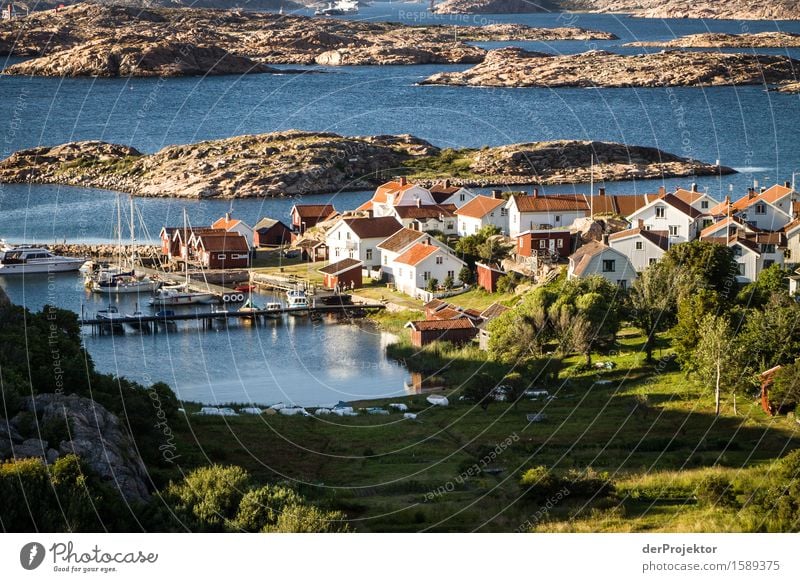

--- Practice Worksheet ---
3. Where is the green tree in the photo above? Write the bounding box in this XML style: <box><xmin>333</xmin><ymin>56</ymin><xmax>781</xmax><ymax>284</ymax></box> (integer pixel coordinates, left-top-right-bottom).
<box><xmin>673</xmin><ymin>288</ymin><xmax>722</xmax><ymax>367</ymax></box>
<box><xmin>628</xmin><ymin>262</ymin><xmax>690</xmax><ymax>362</ymax></box>
<box><xmin>769</xmin><ymin>362</ymin><xmax>800</xmax><ymax>414</ymax></box>
<box><xmin>661</xmin><ymin>240</ymin><xmax>738</xmax><ymax>300</ymax></box>
<box><xmin>691</xmin><ymin>314</ymin><xmax>745</xmax><ymax>415</ymax></box>
<box><xmin>458</xmin><ymin>265</ymin><xmax>475</xmax><ymax>285</ymax></box>
<box><xmin>442</xmin><ymin>274</ymin><xmax>454</xmax><ymax>290</ymax></box>
<box><xmin>736</xmin><ymin>297</ymin><xmax>800</xmax><ymax>375</ymax></box>
<box><xmin>737</xmin><ymin>263</ymin><xmax>791</xmax><ymax>308</ymax></box>
<box><xmin>463</xmin><ymin>372</ymin><xmax>495</xmax><ymax>411</ymax></box>
<box><xmin>455</xmin><ymin>225</ymin><xmax>502</xmax><ymax>265</ymax></box>
<box><xmin>426</xmin><ymin>277</ymin><xmax>439</xmax><ymax>292</ymax></box>
<box><xmin>165</xmin><ymin>465</ymin><xmax>251</xmax><ymax>531</ymax></box>
<box><xmin>263</xmin><ymin>504</ymin><xmax>349</xmax><ymax>533</ymax></box>
<box><xmin>476</xmin><ymin>236</ymin><xmax>514</xmax><ymax>264</ymax></box>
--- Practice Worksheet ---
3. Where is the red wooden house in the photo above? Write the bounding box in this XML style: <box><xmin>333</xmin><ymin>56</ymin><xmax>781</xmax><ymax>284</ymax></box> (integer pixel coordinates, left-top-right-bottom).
<box><xmin>405</xmin><ymin>319</ymin><xmax>477</xmax><ymax>347</ymax></box>
<box><xmin>516</xmin><ymin>229</ymin><xmax>572</xmax><ymax>259</ymax></box>
<box><xmin>318</xmin><ymin>258</ymin><xmax>363</xmax><ymax>290</ymax></box>
<box><xmin>290</xmin><ymin>204</ymin><xmax>336</xmax><ymax>233</ymax></box>
<box><xmin>191</xmin><ymin>232</ymin><xmax>251</xmax><ymax>270</ymax></box>
<box><xmin>254</xmin><ymin>218</ymin><xmax>292</xmax><ymax>248</ymax></box>
<box><xmin>475</xmin><ymin>262</ymin><xmax>505</xmax><ymax>293</ymax></box>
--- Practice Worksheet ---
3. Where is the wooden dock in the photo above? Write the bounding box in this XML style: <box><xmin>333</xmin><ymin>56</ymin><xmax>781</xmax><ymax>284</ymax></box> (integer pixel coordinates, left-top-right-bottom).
<box><xmin>80</xmin><ymin>303</ymin><xmax>385</xmax><ymax>335</ymax></box>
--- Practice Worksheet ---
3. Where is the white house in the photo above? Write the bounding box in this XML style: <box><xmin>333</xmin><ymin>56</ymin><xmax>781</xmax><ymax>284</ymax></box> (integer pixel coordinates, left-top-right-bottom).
<box><xmin>672</xmin><ymin>186</ymin><xmax>719</xmax><ymax>217</ymax></box>
<box><xmin>607</xmin><ymin>226</ymin><xmax>668</xmax><ymax>273</ymax></box>
<box><xmin>211</xmin><ymin>213</ymin><xmax>255</xmax><ymax>249</ymax></box>
<box><xmin>784</xmin><ymin>219</ymin><xmax>800</xmax><ymax>264</ymax></box>
<box><xmin>391</xmin><ymin>203</ymin><xmax>457</xmax><ymax>234</ymax></box>
<box><xmin>626</xmin><ymin>193</ymin><xmax>703</xmax><ymax>244</ymax></box>
<box><xmin>325</xmin><ymin>216</ymin><xmax>403</xmax><ymax>268</ymax></box>
<box><xmin>356</xmin><ymin>178</ymin><xmax>437</xmax><ymax>217</ymax></box>
<box><xmin>391</xmin><ymin>241</ymin><xmax>467</xmax><ymax>297</ymax></box>
<box><xmin>709</xmin><ymin>183</ymin><xmax>795</xmax><ymax>232</ymax></box>
<box><xmin>698</xmin><ymin>215</ymin><xmax>760</xmax><ymax>241</ymax></box>
<box><xmin>567</xmin><ymin>241</ymin><xmax>636</xmax><ymax>289</ymax></box>
<box><xmin>376</xmin><ymin>228</ymin><xmax>449</xmax><ymax>282</ymax></box>
<box><xmin>455</xmin><ymin>195</ymin><xmax>508</xmax><ymax>236</ymax></box>
<box><xmin>429</xmin><ymin>181</ymin><xmax>480</xmax><ymax>208</ymax></box>
<box><xmin>505</xmin><ymin>192</ymin><xmax>590</xmax><ymax>237</ymax></box>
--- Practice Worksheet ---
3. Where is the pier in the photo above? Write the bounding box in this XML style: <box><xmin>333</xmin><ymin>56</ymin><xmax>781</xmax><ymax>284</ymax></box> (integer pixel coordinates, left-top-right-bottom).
<box><xmin>80</xmin><ymin>303</ymin><xmax>386</xmax><ymax>335</ymax></box>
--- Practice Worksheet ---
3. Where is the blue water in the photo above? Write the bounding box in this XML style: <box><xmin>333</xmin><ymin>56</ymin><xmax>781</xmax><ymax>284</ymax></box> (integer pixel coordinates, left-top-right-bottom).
<box><xmin>1</xmin><ymin>4</ymin><xmax>800</xmax><ymax>402</ymax></box>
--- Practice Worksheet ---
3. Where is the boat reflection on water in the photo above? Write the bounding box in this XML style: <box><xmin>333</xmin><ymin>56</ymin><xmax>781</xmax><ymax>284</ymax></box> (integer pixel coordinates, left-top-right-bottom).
<box><xmin>404</xmin><ymin>371</ymin><xmax>447</xmax><ymax>395</ymax></box>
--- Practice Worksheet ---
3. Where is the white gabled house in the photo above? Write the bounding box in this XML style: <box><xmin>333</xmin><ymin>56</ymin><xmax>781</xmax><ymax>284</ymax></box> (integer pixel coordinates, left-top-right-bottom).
<box><xmin>325</xmin><ymin>216</ymin><xmax>403</xmax><ymax>269</ymax></box>
<box><xmin>672</xmin><ymin>186</ymin><xmax>719</xmax><ymax>217</ymax></box>
<box><xmin>356</xmin><ymin>178</ymin><xmax>437</xmax><ymax>217</ymax></box>
<box><xmin>567</xmin><ymin>241</ymin><xmax>636</xmax><ymax>289</ymax></box>
<box><xmin>626</xmin><ymin>192</ymin><xmax>704</xmax><ymax>244</ymax></box>
<box><xmin>391</xmin><ymin>240</ymin><xmax>466</xmax><ymax>298</ymax></box>
<box><xmin>505</xmin><ymin>191</ymin><xmax>590</xmax><ymax>237</ymax></box>
<box><xmin>455</xmin><ymin>195</ymin><xmax>509</xmax><ymax>236</ymax></box>
<box><xmin>391</xmin><ymin>203</ymin><xmax>457</xmax><ymax>234</ymax></box>
<box><xmin>784</xmin><ymin>219</ymin><xmax>800</xmax><ymax>264</ymax></box>
<box><xmin>211</xmin><ymin>213</ymin><xmax>255</xmax><ymax>249</ymax></box>
<box><xmin>607</xmin><ymin>225</ymin><xmax>669</xmax><ymax>273</ymax></box>
<box><xmin>376</xmin><ymin>228</ymin><xmax>449</xmax><ymax>282</ymax></box>
<box><xmin>708</xmin><ymin>183</ymin><xmax>796</xmax><ymax>232</ymax></box>
<box><xmin>429</xmin><ymin>180</ymin><xmax>479</xmax><ymax>208</ymax></box>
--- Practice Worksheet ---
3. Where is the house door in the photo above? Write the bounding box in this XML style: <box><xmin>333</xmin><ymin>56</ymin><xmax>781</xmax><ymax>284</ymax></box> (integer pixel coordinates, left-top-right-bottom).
<box><xmin>548</xmin><ymin>239</ymin><xmax>556</xmax><ymax>253</ymax></box>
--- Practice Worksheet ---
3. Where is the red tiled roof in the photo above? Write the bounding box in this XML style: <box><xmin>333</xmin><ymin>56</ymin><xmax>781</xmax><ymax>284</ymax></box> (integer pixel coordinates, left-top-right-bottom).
<box><xmin>430</xmin><ymin>307</ymin><xmax>464</xmax><ymax>321</ymax></box>
<box><xmin>407</xmin><ymin>318</ymin><xmax>475</xmax><ymax>331</ymax></box>
<box><xmin>512</xmin><ymin>194</ymin><xmax>590</xmax><ymax>213</ymax></box>
<box><xmin>455</xmin><ymin>195</ymin><xmax>505</xmax><ymax>219</ymax></box>
<box><xmin>196</xmin><ymin>233</ymin><xmax>249</xmax><ymax>252</ymax></box>
<box><xmin>394</xmin><ymin>242</ymin><xmax>439</xmax><ymax>266</ymax></box>
<box><xmin>212</xmin><ymin>216</ymin><xmax>244</xmax><ymax>231</ymax></box>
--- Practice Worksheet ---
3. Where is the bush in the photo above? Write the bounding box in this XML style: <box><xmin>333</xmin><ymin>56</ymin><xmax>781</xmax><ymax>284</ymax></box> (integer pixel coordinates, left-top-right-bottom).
<box><xmin>442</xmin><ymin>274</ymin><xmax>454</xmax><ymax>290</ymax></box>
<box><xmin>520</xmin><ymin>466</ymin><xmax>614</xmax><ymax>504</ymax></box>
<box><xmin>426</xmin><ymin>277</ymin><xmax>438</xmax><ymax>292</ymax></box>
<box><xmin>695</xmin><ymin>474</ymin><xmax>738</xmax><ymax>508</ymax></box>
<box><xmin>459</xmin><ymin>266</ymin><xmax>475</xmax><ymax>285</ymax></box>
<box><xmin>770</xmin><ymin>363</ymin><xmax>800</xmax><ymax>414</ymax></box>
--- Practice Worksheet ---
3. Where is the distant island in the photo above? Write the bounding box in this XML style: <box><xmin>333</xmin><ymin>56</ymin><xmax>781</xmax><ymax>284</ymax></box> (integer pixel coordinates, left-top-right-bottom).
<box><xmin>627</xmin><ymin>32</ymin><xmax>800</xmax><ymax>48</ymax></box>
<box><xmin>421</xmin><ymin>48</ymin><xmax>800</xmax><ymax>88</ymax></box>
<box><xmin>0</xmin><ymin>130</ymin><xmax>732</xmax><ymax>198</ymax></box>
<box><xmin>0</xmin><ymin>3</ymin><xmax>615</xmax><ymax>77</ymax></box>
<box><xmin>433</xmin><ymin>0</ymin><xmax>800</xmax><ymax>20</ymax></box>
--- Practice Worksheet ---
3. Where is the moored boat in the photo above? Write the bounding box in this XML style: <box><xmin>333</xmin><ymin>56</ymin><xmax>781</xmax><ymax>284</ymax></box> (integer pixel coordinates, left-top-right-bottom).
<box><xmin>0</xmin><ymin>246</ymin><xmax>85</xmax><ymax>275</ymax></box>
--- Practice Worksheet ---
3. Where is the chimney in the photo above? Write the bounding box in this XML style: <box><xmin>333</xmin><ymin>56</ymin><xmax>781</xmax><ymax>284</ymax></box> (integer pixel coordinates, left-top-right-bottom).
<box><xmin>598</xmin><ymin>187</ymin><xmax>606</xmax><ymax>196</ymax></box>
<box><xmin>399</xmin><ymin>176</ymin><xmax>407</xmax><ymax>186</ymax></box>
<box><xmin>658</xmin><ymin>186</ymin><xmax>666</xmax><ymax>197</ymax></box>
<box><xmin>423</xmin><ymin>237</ymin><xmax>430</xmax><ymax>245</ymax></box>
<box><xmin>760</xmin><ymin>187</ymin><xmax>766</xmax><ymax>194</ymax></box>
<box><xmin>602</xmin><ymin>233</ymin><xmax>609</xmax><ymax>245</ymax></box>
<box><xmin>532</xmin><ymin>187</ymin><xmax>539</xmax><ymax>198</ymax></box>
<box><xmin>637</xmin><ymin>219</ymin><xmax>644</xmax><ymax>229</ymax></box>
<box><xmin>725</xmin><ymin>195</ymin><xmax>730</xmax><ymax>205</ymax></box>
<box><xmin>691</xmin><ymin>183</ymin><xmax>698</xmax><ymax>192</ymax></box>
<box><xmin>491</xmin><ymin>189</ymin><xmax>502</xmax><ymax>199</ymax></box>
<box><xmin>444</xmin><ymin>179</ymin><xmax>450</xmax><ymax>188</ymax></box>
<box><xmin>225</xmin><ymin>212</ymin><xmax>231</xmax><ymax>221</ymax></box>
<box><xmin>416</xmin><ymin>198</ymin><xmax>422</xmax><ymax>207</ymax></box>
<box><xmin>747</xmin><ymin>188</ymin><xmax>755</xmax><ymax>199</ymax></box>
<box><xmin>785</xmin><ymin>180</ymin><xmax>792</xmax><ymax>189</ymax></box>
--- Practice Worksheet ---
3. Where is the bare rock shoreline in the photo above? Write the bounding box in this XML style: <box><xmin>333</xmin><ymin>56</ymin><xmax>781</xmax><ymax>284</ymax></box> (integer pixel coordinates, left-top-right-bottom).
<box><xmin>0</xmin><ymin>130</ymin><xmax>734</xmax><ymax>199</ymax></box>
<box><xmin>0</xmin><ymin>2</ymin><xmax>616</xmax><ymax>77</ymax></box>
<box><xmin>421</xmin><ymin>48</ymin><xmax>800</xmax><ymax>88</ymax></box>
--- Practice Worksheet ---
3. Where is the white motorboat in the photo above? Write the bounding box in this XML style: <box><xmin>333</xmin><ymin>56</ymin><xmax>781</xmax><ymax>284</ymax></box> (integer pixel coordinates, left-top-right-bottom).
<box><xmin>287</xmin><ymin>291</ymin><xmax>309</xmax><ymax>310</ymax></box>
<box><xmin>314</xmin><ymin>0</ymin><xmax>358</xmax><ymax>15</ymax></box>
<box><xmin>0</xmin><ymin>246</ymin><xmax>85</xmax><ymax>275</ymax></box>
<box><xmin>97</xmin><ymin>305</ymin><xmax>125</xmax><ymax>332</ymax></box>
<box><xmin>149</xmin><ymin>284</ymin><xmax>216</xmax><ymax>306</ymax></box>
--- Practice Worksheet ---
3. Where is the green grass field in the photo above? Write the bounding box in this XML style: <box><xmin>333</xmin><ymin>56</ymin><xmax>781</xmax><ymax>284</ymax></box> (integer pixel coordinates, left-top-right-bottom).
<box><xmin>167</xmin><ymin>330</ymin><xmax>800</xmax><ymax>532</ymax></box>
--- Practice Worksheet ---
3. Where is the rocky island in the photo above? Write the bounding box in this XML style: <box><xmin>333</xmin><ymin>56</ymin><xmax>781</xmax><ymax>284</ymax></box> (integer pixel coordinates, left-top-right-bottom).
<box><xmin>627</xmin><ymin>32</ymin><xmax>800</xmax><ymax>48</ymax></box>
<box><xmin>0</xmin><ymin>130</ymin><xmax>732</xmax><ymax>198</ymax></box>
<box><xmin>432</xmin><ymin>0</ymin><xmax>800</xmax><ymax>20</ymax></box>
<box><xmin>0</xmin><ymin>3</ymin><xmax>616</xmax><ymax>77</ymax></box>
<box><xmin>421</xmin><ymin>48</ymin><xmax>800</xmax><ymax>88</ymax></box>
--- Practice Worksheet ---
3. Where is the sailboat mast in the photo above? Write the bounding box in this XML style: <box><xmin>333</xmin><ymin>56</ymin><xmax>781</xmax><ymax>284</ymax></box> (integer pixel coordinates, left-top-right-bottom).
<box><xmin>183</xmin><ymin>208</ymin><xmax>189</xmax><ymax>285</ymax></box>
<box><xmin>129</xmin><ymin>196</ymin><xmax>137</xmax><ymax>269</ymax></box>
<box><xmin>589</xmin><ymin>154</ymin><xmax>594</xmax><ymax>218</ymax></box>
<box><xmin>116</xmin><ymin>194</ymin><xmax>123</xmax><ymax>269</ymax></box>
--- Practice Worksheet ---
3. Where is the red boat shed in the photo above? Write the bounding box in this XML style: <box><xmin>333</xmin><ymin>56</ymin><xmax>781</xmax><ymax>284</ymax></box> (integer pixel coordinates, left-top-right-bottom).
<box><xmin>318</xmin><ymin>258</ymin><xmax>363</xmax><ymax>291</ymax></box>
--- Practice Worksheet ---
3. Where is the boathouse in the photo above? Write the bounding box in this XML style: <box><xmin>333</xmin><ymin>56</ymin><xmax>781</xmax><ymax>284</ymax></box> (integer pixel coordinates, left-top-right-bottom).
<box><xmin>318</xmin><ymin>258</ymin><xmax>363</xmax><ymax>291</ymax></box>
<box><xmin>475</xmin><ymin>261</ymin><xmax>505</xmax><ymax>293</ymax></box>
<box><xmin>405</xmin><ymin>318</ymin><xmax>477</xmax><ymax>348</ymax></box>
<box><xmin>254</xmin><ymin>217</ymin><xmax>292</xmax><ymax>248</ymax></box>
<box><xmin>291</xmin><ymin>204</ymin><xmax>336</xmax><ymax>233</ymax></box>
<box><xmin>192</xmin><ymin>232</ymin><xmax>251</xmax><ymax>270</ymax></box>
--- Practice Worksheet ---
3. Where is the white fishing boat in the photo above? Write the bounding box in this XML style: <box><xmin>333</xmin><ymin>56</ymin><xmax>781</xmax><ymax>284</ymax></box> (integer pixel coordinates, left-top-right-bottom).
<box><xmin>97</xmin><ymin>305</ymin><xmax>125</xmax><ymax>332</ymax></box>
<box><xmin>287</xmin><ymin>291</ymin><xmax>309</xmax><ymax>311</ymax></box>
<box><xmin>0</xmin><ymin>246</ymin><xmax>85</xmax><ymax>275</ymax></box>
<box><xmin>91</xmin><ymin>196</ymin><xmax>160</xmax><ymax>295</ymax></box>
<box><xmin>314</xmin><ymin>0</ymin><xmax>358</xmax><ymax>15</ymax></box>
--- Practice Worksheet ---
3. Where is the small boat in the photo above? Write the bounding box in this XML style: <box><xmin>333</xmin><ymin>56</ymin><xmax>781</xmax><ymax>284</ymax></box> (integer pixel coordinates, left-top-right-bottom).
<box><xmin>149</xmin><ymin>284</ymin><xmax>216</xmax><ymax>306</ymax></box>
<box><xmin>426</xmin><ymin>395</ymin><xmax>449</xmax><ymax>407</ymax></box>
<box><xmin>97</xmin><ymin>305</ymin><xmax>125</xmax><ymax>333</ymax></box>
<box><xmin>287</xmin><ymin>290</ymin><xmax>309</xmax><ymax>314</ymax></box>
<box><xmin>92</xmin><ymin>271</ymin><xmax>161</xmax><ymax>295</ymax></box>
<box><xmin>0</xmin><ymin>246</ymin><xmax>85</xmax><ymax>275</ymax></box>
<box><xmin>212</xmin><ymin>305</ymin><xmax>230</xmax><ymax>320</ymax></box>
<box><xmin>314</xmin><ymin>0</ymin><xmax>357</xmax><ymax>15</ymax></box>
<box><xmin>235</xmin><ymin>283</ymin><xmax>256</xmax><ymax>293</ymax></box>
<box><xmin>238</xmin><ymin>298</ymin><xmax>261</xmax><ymax>313</ymax></box>
<box><xmin>124</xmin><ymin>305</ymin><xmax>152</xmax><ymax>333</ymax></box>
<box><xmin>264</xmin><ymin>302</ymin><xmax>283</xmax><ymax>319</ymax></box>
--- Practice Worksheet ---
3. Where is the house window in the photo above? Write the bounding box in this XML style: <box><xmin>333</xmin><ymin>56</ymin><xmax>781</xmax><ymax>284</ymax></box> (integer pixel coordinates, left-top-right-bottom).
<box><xmin>383</xmin><ymin>255</ymin><xmax>387</xmax><ymax>265</ymax></box>
<box><xmin>346</xmin><ymin>231</ymin><xmax>351</xmax><ymax>240</ymax></box>
<box><xmin>474</xmin><ymin>224</ymin><xmax>479</xmax><ymax>233</ymax></box>
<box><xmin>337</xmin><ymin>231</ymin><xmax>342</xmax><ymax>240</ymax></box>
<box><xmin>335</xmin><ymin>248</ymin><xmax>341</xmax><ymax>257</ymax></box>
<box><xmin>655</xmin><ymin>206</ymin><xmax>666</xmax><ymax>218</ymax></box>
<box><xmin>501</xmin><ymin>208</ymin><xmax>508</xmax><ymax>217</ymax></box>
<box><xmin>649</xmin><ymin>258</ymin><xmax>658</xmax><ymax>266</ymax></box>
<box><xmin>490</xmin><ymin>212</ymin><xmax>494</xmax><ymax>218</ymax></box>
<box><xmin>217</xmin><ymin>254</ymin><xmax>226</xmax><ymax>260</ymax></box>
<box><xmin>737</xmin><ymin>263</ymin><xmax>746</xmax><ymax>275</ymax></box>
<box><xmin>668</xmin><ymin>225</ymin><xmax>679</xmax><ymax>236</ymax></box>
<box><xmin>366</xmin><ymin>249</ymin><xmax>373</xmax><ymax>261</ymax></box>
<box><xmin>539</xmin><ymin>240</ymin><xmax>546</xmax><ymax>249</ymax></box>
<box><xmin>436</xmin><ymin>256</ymin><xmax>443</xmax><ymax>264</ymax></box>
<box><xmin>555</xmin><ymin>215</ymin><xmax>561</xmax><ymax>223</ymax></box>
<box><xmin>447</xmin><ymin>222</ymin><xmax>453</xmax><ymax>230</ymax></box>
<box><xmin>602</xmin><ymin>259</ymin><xmax>615</xmax><ymax>272</ymax></box>
<box><xmin>557</xmin><ymin>239</ymin><xmax>564</xmax><ymax>248</ymax></box>
<box><xmin>755</xmin><ymin>203</ymin><xmax>767</xmax><ymax>215</ymax></box>
<box><xmin>459</xmin><ymin>193</ymin><xmax>465</xmax><ymax>202</ymax></box>
<box><xmin>732</xmin><ymin>246</ymin><xmax>742</xmax><ymax>257</ymax></box>
<box><xmin>701</xmin><ymin>200</ymin><xmax>709</xmax><ymax>209</ymax></box>
<box><xmin>635</xmin><ymin>241</ymin><xmax>643</xmax><ymax>250</ymax></box>
<box><xmin>447</xmin><ymin>270</ymin><xmax>454</xmax><ymax>279</ymax></box>
<box><xmin>764</xmin><ymin>259</ymin><xmax>775</xmax><ymax>269</ymax></box>
<box><xmin>423</xmin><ymin>271</ymin><xmax>431</xmax><ymax>281</ymax></box>
<box><xmin>398</xmin><ymin>268</ymin><xmax>403</xmax><ymax>278</ymax></box>
<box><xmin>762</xmin><ymin>244</ymin><xmax>776</xmax><ymax>254</ymax></box>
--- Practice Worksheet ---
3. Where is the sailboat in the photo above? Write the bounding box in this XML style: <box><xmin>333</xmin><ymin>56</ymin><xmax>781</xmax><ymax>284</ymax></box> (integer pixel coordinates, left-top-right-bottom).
<box><xmin>149</xmin><ymin>209</ymin><xmax>217</xmax><ymax>307</ymax></box>
<box><xmin>91</xmin><ymin>196</ymin><xmax>160</xmax><ymax>295</ymax></box>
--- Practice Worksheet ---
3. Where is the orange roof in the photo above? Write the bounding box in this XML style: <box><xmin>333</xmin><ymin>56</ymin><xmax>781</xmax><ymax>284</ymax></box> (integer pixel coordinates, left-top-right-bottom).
<box><xmin>455</xmin><ymin>195</ymin><xmax>505</xmax><ymax>218</ymax></box>
<box><xmin>672</xmin><ymin>188</ymin><xmax>705</xmax><ymax>205</ymax></box>
<box><xmin>710</xmin><ymin>184</ymin><xmax>793</xmax><ymax>216</ymax></box>
<box><xmin>355</xmin><ymin>200</ymin><xmax>374</xmax><ymax>212</ymax></box>
<box><xmin>212</xmin><ymin>216</ymin><xmax>242</xmax><ymax>230</ymax></box>
<box><xmin>394</xmin><ymin>242</ymin><xmax>439</xmax><ymax>267</ymax></box>
<box><xmin>760</xmin><ymin>184</ymin><xmax>793</xmax><ymax>204</ymax></box>
<box><xmin>372</xmin><ymin>180</ymin><xmax>416</xmax><ymax>205</ymax></box>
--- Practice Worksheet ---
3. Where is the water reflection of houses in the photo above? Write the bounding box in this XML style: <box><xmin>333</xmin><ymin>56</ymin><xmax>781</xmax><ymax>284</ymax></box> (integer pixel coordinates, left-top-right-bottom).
<box><xmin>404</xmin><ymin>371</ymin><xmax>447</xmax><ymax>394</ymax></box>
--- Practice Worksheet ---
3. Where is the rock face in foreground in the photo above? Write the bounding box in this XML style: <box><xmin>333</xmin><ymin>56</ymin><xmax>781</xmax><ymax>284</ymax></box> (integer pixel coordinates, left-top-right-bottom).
<box><xmin>627</xmin><ymin>32</ymin><xmax>800</xmax><ymax>48</ymax></box>
<box><xmin>1</xmin><ymin>393</ymin><xmax>151</xmax><ymax>502</ymax></box>
<box><xmin>0</xmin><ymin>2</ymin><xmax>616</xmax><ymax>76</ymax></box>
<box><xmin>421</xmin><ymin>48</ymin><xmax>800</xmax><ymax>88</ymax></box>
<box><xmin>4</xmin><ymin>37</ymin><xmax>276</xmax><ymax>77</ymax></box>
<box><xmin>776</xmin><ymin>82</ymin><xmax>800</xmax><ymax>93</ymax></box>
<box><xmin>433</xmin><ymin>0</ymin><xmax>800</xmax><ymax>20</ymax></box>
<box><xmin>0</xmin><ymin>131</ymin><xmax>732</xmax><ymax>198</ymax></box>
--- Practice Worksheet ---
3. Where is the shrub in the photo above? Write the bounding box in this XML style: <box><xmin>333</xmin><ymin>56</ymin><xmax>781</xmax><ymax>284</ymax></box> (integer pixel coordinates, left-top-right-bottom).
<box><xmin>459</xmin><ymin>266</ymin><xmax>475</xmax><ymax>285</ymax></box>
<box><xmin>426</xmin><ymin>277</ymin><xmax>438</xmax><ymax>292</ymax></box>
<box><xmin>695</xmin><ymin>474</ymin><xmax>738</xmax><ymax>508</ymax></box>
